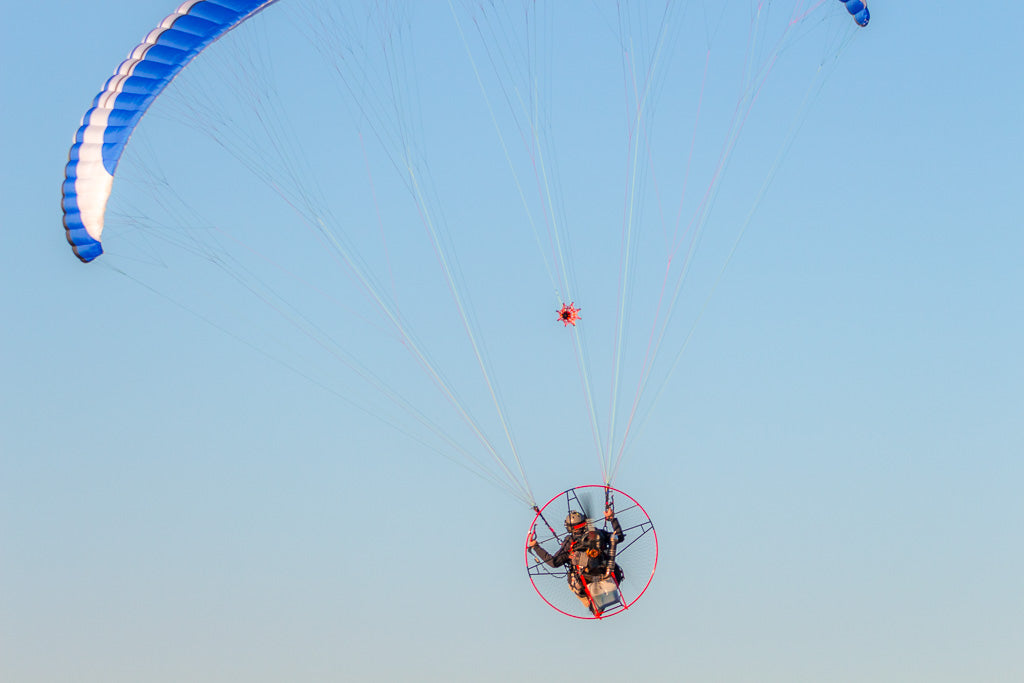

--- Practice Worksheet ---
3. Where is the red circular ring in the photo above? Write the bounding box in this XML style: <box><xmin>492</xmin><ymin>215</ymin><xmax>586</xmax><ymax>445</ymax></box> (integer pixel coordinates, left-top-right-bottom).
<box><xmin>525</xmin><ymin>484</ymin><xmax>658</xmax><ymax>620</ymax></box>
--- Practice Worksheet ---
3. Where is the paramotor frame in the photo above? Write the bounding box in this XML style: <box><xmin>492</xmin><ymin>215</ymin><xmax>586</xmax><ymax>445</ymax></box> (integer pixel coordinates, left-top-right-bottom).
<box><xmin>526</xmin><ymin>484</ymin><xmax>657</xmax><ymax>620</ymax></box>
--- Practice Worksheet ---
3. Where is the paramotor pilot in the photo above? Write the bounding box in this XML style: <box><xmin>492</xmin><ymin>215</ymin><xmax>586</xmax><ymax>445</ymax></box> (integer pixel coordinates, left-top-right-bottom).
<box><xmin>528</xmin><ymin>506</ymin><xmax>625</xmax><ymax>615</ymax></box>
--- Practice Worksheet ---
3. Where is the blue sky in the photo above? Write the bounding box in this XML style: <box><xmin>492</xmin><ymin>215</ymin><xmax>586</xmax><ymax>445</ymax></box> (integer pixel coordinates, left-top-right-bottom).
<box><xmin>2</xmin><ymin>1</ymin><xmax>1023</xmax><ymax>681</ymax></box>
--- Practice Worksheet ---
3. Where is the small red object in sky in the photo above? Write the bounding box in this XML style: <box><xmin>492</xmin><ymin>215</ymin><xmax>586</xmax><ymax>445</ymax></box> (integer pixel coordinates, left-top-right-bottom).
<box><xmin>557</xmin><ymin>302</ymin><xmax>581</xmax><ymax>327</ymax></box>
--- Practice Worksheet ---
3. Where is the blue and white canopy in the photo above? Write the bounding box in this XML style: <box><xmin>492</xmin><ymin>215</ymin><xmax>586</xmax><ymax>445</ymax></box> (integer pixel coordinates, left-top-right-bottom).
<box><xmin>838</xmin><ymin>0</ymin><xmax>870</xmax><ymax>27</ymax></box>
<box><xmin>61</xmin><ymin>0</ymin><xmax>279</xmax><ymax>263</ymax></box>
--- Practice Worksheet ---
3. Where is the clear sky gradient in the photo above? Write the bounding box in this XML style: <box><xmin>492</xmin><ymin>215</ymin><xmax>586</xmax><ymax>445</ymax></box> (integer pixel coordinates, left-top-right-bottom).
<box><xmin>2</xmin><ymin>2</ymin><xmax>1022</xmax><ymax>681</ymax></box>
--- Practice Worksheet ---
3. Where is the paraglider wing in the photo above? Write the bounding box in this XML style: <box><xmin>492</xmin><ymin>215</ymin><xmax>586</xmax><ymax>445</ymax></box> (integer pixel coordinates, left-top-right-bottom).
<box><xmin>61</xmin><ymin>0</ymin><xmax>280</xmax><ymax>263</ymax></box>
<box><xmin>838</xmin><ymin>0</ymin><xmax>870</xmax><ymax>27</ymax></box>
